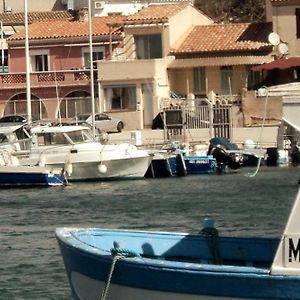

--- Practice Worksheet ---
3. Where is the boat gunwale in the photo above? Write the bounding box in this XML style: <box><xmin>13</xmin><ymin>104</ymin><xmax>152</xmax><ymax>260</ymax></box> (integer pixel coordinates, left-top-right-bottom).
<box><xmin>55</xmin><ymin>228</ymin><xmax>280</xmax><ymax>276</ymax></box>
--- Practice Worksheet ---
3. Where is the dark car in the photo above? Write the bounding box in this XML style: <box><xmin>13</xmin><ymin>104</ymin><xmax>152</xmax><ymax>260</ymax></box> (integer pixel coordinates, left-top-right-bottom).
<box><xmin>0</xmin><ymin>114</ymin><xmax>38</xmax><ymax>124</ymax></box>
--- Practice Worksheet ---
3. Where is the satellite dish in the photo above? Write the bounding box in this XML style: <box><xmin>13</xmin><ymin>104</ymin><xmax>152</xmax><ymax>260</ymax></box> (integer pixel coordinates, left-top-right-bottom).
<box><xmin>278</xmin><ymin>43</ymin><xmax>289</xmax><ymax>55</ymax></box>
<box><xmin>268</xmin><ymin>32</ymin><xmax>280</xmax><ymax>46</ymax></box>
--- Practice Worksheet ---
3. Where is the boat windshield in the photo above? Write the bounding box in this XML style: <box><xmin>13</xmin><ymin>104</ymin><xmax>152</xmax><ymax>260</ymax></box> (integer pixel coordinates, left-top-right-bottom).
<box><xmin>66</xmin><ymin>129</ymin><xmax>94</xmax><ymax>143</ymax></box>
<box><xmin>36</xmin><ymin>128</ymin><xmax>94</xmax><ymax>146</ymax></box>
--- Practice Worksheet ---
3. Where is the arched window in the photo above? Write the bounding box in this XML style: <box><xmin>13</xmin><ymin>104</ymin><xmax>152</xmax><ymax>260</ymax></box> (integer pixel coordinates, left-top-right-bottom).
<box><xmin>59</xmin><ymin>91</ymin><xmax>96</xmax><ymax>118</ymax></box>
<box><xmin>4</xmin><ymin>93</ymin><xmax>47</xmax><ymax>120</ymax></box>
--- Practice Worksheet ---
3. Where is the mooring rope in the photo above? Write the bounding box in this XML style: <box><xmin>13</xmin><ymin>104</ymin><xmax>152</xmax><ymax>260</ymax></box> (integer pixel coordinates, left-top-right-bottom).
<box><xmin>245</xmin><ymin>86</ymin><xmax>269</xmax><ymax>178</ymax></box>
<box><xmin>100</xmin><ymin>247</ymin><xmax>139</xmax><ymax>300</ymax></box>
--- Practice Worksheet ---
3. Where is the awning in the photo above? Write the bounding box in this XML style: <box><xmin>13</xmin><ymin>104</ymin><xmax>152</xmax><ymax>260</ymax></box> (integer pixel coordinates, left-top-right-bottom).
<box><xmin>282</xmin><ymin>117</ymin><xmax>300</xmax><ymax>133</ymax></box>
<box><xmin>169</xmin><ymin>56</ymin><xmax>272</xmax><ymax>68</ymax></box>
<box><xmin>252</xmin><ymin>57</ymin><xmax>300</xmax><ymax>71</ymax></box>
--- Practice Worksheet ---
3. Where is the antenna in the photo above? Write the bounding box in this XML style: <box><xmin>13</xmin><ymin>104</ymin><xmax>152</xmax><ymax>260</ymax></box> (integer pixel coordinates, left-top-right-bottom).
<box><xmin>278</xmin><ymin>43</ymin><xmax>289</xmax><ymax>55</ymax></box>
<box><xmin>268</xmin><ymin>32</ymin><xmax>280</xmax><ymax>46</ymax></box>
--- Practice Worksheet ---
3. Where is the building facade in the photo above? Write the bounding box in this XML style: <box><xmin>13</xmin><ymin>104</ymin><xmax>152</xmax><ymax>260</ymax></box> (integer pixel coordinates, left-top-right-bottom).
<box><xmin>0</xmin><ymin>0</ymin><xmax>300</xmax><ymax>131</ymax></box>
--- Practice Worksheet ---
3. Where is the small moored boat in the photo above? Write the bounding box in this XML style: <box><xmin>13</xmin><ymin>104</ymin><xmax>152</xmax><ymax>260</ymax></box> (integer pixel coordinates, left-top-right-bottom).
<box><xmin>17</xmin><ymin>124</ymin><xmax>152</xmax><ymax>181</ymax></box>
<box><xmin>56</xmin><ymin>188</ymin><xmax>300</xmax><ymax>300</ymax></box>
<box><xmin>145</xmin><ymin>142</ymin><xmax>217</xmax><ymax>178</ymax></box>
<box><xmin>0</xmin><ymin>150</ymin><xmax>65</xmax><ymax>186</ymax></box>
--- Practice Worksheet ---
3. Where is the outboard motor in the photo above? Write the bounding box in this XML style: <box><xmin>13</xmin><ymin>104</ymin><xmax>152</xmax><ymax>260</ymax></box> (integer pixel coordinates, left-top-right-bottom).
<box><xmin>291</xmin><ymin>141</ymin><xmax>300</xmax><ymax>165</ymax></box>
<box><xmin>208</xmin><ymin>137</ymin><xmax>242</xmax><ymax>170</ymax></box>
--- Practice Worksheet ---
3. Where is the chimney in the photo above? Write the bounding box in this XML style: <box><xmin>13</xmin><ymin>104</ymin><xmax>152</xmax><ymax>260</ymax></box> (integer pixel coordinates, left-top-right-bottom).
<box><xmin>78</xmin><ymin>7</ymin><xmax>88</xmax><ymax>22</ymax></box>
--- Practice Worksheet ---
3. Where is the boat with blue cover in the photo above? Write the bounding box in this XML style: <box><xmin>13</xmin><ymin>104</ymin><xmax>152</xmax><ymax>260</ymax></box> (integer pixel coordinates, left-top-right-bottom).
<box><xmin>55</xmin><ymin>188</ymin><xmax>300</xmax><ymax>299</ymax></box>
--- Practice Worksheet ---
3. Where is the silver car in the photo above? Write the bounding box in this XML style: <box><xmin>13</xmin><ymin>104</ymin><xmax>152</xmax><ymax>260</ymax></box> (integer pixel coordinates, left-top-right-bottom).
<box><xmin>72</xmin><ymin>113</ymin><xmax>124</xmax><ymax>133</ymax></box>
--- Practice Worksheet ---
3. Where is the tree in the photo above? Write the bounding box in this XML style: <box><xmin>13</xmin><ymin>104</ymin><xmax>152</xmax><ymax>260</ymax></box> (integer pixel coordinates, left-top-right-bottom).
<box><xmin>194</xmin><ymin>0</ymin><xmax>266</xmax><ymax>23</ymax></box>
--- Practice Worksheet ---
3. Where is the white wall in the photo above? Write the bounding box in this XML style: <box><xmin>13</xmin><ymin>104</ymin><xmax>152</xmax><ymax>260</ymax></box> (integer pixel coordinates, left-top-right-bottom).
<box><xmin>0</xmin><ymin>0</ymin><xmax>65</xmax><ymax>12</ymax></box>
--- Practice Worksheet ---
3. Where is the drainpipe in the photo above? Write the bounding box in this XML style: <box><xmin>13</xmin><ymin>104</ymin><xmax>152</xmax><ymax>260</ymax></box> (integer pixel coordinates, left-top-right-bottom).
<box><xmin>109</xmin><ymin>27</ymin><xmax>112</xmax><ymax>59</ymax></box>
<box><xmin>1</xmin><ymin>21</ymin><xmax>4</xmax><ymax>73</ymax></box>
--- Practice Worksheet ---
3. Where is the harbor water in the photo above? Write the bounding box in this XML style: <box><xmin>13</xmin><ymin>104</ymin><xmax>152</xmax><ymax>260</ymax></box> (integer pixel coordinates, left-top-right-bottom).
<box><xmin>1</xmin><ymin>166</ymin><xmax>299</xmax><ymax>299</ymax></box>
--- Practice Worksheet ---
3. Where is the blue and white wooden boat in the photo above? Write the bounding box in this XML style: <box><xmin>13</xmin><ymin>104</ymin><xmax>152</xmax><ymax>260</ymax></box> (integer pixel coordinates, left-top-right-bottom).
<box><xmin>171</xmin><ymin>142</ymin><xmax>217</xmax><ymax>175</ymax></box>
<box><xmin>182</xmin><ymin>154</ymin><xmax>216</xmax><ymax>175</ymax></box>
<box><xmin>55</xmin><ymin>189</ymin><xmax>300</xmax><ymax>300</ymax></box>
<box><xmin>145</xmin><ymin>143</ymin><xmax>217</xmax><ymax>178</ymax></box>
<box><xmin>0</xmin><ymin>165</ymin><xmax>65</xmax><ymax>186</ymax></box>
<box><xmin>145</xmin><ymin>153</ymin><xmax>216</xmax><ymax>177</ymax></box>
<box><xmin>0</xmin><ymin>150</ymin><xmax>65</xmax><ymax>186</ymax></box>
<box><xmin>144</xmin><ymin>151</ymin><xmax>179</xmax><ymax>178</ymax></box>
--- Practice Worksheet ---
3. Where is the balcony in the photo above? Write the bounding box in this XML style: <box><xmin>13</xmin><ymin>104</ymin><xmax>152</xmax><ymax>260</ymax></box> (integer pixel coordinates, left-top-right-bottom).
<box><xmin>97</xmin><ymin>57</ymin><xmax>175</xmax><ymax>81</ymax></box>
<box><xmin>0</xmin><ymin>69</ymin><xmax>94</xmax><ymax>90</ymax></box>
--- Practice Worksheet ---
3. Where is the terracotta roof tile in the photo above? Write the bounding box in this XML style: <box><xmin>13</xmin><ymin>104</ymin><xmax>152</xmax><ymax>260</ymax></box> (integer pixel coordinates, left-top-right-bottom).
<box><xmin>124</xmin><ymin>3</ymin><xmax>190</xmax><ymax>24</ymax></box>
<box><xmin>0</xmin><ymin>11</ymin><xmax>73</xmax><ymax>25</ymax></box>
<box><xmin>172</xmin><ymin>22</ymin><xmax>272</xmax><ymax>55</ymax></box>
<box><xmin>8</xmin><ymin>16</ymin><xmax>124</xmax><ymax>41</ymax></box>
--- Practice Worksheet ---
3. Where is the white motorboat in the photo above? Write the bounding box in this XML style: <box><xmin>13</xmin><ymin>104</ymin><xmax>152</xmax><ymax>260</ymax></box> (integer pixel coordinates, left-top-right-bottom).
<box><xmin>18</xmin><ymin>124</ymin><xmax>152</xmax><ymax>181</ymax></box>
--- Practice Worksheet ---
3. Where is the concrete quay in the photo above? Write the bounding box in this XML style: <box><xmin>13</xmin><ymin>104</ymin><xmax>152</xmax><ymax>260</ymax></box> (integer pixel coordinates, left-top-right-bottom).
<box><xmin>107</xmin><ymin>126</ymin><xmax>279</xmax><ymax>149</ymax></box>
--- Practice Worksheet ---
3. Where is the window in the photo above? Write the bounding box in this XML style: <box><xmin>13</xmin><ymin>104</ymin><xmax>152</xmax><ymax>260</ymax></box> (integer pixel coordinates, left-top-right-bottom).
<box><xmin>4</xmin><ymin>96</ymin><xmax>47</xmax><ymax>120</ymax></box>
<box><xmin>247</xmin><ymin>66</ymin><xmax>263</xmax><ymax>90</ymax></box>
<box><xmin>296</xmin><ymin>8</ymin><xmax>300</xmax><ymax>39</ymax></box>
<box><xmin>104</xmin><ymin>86</ymin><xmax>136</xmax><ymax>111</ymax></box>
<box><xmin>193</xmin><ymin>67</ymin><xmax>206</xmax><ymax>95</ymax></box>
<box><xmin>59</xmin><ymin>92</ymin><xmax>95</xmax><ymax>119</ymax></box>
<box><xmin>95</xmin><ymin>113</ymin><xmax>109</xmax><ymax>121</ymax></box>
<box><xmin>294</xmin><ymin>67</ymin><xmax>300</xmax><ymax>81</ymax></box>
<box><xmin>221</xmin><ymin>66</ymin><xmax>233</xmax><ymax>95</ymax></box>
<box><xmin>30</xmin><ymin>50</ymin><xmax>49</xmax><ymax>72</ymax></box>
<box><xmin>134</xmin><ymin>34</ymin><xmax>162</xmax><ymax>59</ymax></box>
<box><xmin>35</xmin><ymin>55</ymin><xmax>48</xmax><ymax>71</ymax></box>
<box><xmin>0</xmin><ymin>50</ymin><xmax>8</xmax><ymax>73</ymax></box>
<box><xmin>83</xmin><ymin>47</ymin><xmax>104</xmax><ymax>69</ymax></box>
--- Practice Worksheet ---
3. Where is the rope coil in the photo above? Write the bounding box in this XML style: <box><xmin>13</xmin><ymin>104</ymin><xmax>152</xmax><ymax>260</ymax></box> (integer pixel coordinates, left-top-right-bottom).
<box><xmin>100</xmin><ymin>246</ymin><xmax>139</xmax><ymax>300</ymax></box>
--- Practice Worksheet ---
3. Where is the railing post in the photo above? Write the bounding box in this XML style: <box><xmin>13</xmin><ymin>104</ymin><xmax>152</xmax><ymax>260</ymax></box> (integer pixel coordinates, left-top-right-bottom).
<box><xmin>209</xmin><ymin>101</ymin><xmax>214</xmax><ymax>139</ymax></box>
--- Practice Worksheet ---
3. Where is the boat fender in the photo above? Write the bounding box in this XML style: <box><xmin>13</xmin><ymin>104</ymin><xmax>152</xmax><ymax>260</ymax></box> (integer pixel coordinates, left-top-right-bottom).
<box><xmin>39</xmin><ymin>156</ymin><xmax>46</xmax><ymax>167</ymax></box>
<box><xmin>65</xmin><ymin>161</ymin><xmax>73</xmax><ymax>176</ymax></box>
<box><xmin>98</xmin><ymin>164</ymin><xmax>107</xmax><ymax>174</ymax></box>
<box><xmin>2</xmin><ymin>150</ymin><xmax>11</xmax><ymax>166</ymax></box>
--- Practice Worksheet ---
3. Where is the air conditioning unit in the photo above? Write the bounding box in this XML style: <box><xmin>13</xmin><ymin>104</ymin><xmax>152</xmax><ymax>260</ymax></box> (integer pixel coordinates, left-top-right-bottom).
<box><xmin>94</xmin><ymin>1</ymin><xmax>105</xmax><ymax>9</ymax></box>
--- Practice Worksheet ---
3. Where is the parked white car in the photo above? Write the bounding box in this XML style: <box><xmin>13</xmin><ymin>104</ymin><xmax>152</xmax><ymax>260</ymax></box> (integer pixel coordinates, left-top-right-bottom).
<box><xmin>71</xmin><ymin>113</ymin><xmax>124</xmax><ymax>133</ymax></box>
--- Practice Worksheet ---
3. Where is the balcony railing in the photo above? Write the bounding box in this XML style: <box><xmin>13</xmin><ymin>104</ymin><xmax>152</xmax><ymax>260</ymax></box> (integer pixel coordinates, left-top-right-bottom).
<box><xmin>0</xmin><ymin>69</ymin><xmax>95</xmax><ymax>88</ymax></box>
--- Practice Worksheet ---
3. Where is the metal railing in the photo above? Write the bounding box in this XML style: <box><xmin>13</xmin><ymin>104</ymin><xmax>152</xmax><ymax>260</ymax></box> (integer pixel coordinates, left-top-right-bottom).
<box><xmin>160</xmin><ymin>97</ymin><xmax>232</xmax><ymax>140</ymax></box>
<box><xmin>0</xmin><ymin>70</ymin><xmax>93</xmax><ymax>87</ymax></box>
